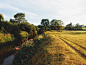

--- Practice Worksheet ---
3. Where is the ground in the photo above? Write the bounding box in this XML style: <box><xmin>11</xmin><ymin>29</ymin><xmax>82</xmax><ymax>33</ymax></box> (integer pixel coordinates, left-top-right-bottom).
<box><xmin>24</xmin><ymin>30</ymin><xmax>86</xmax><ymax>65</ymax></box>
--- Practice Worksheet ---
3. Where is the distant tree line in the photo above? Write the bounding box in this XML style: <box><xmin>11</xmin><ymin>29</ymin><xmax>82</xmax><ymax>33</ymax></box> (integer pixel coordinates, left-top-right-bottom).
<box><xmin>65</xmin><ymin>23</ymin><xmax>83</xmax><ymax>30</ymax></box>
<box><xmin>38</xmin><ymin>19</ymin><xmax>64</xmax><ymax>33</ymax></box>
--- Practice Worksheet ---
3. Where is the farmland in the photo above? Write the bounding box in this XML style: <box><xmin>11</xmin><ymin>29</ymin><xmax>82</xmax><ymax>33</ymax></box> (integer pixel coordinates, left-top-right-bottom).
<box><xmin>21</xmin><ymin>31</ymin><xmax>86</xmax><ymax>65</ymax></box>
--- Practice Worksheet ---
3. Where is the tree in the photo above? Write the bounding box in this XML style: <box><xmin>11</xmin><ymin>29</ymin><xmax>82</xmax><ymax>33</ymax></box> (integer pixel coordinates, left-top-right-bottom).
<box><xmin>0</xmin><ymin>14</ymin><xmax>4</xmax><ymax>21</ymax></box>
<box><xmin>10</xmin><ymin>19</ymin><xmax>17</xmax><ymax>24</ymax></box>
<box><xmin>50</xmin><ymin>19</ymin><xmax>63</xmax><ymax>30</ymax></box>
<box><xmin>41</xmin><ymin>19</ymin><xmax>49</xmax><ymax>26</ymax></box>
<box><xmin>65</xmin><ymin>23</ymin><xmax>83</xmax><ymax>30</ymax></box>
<box><xmin>65</xmin><ymin>23</ymin><xmax>73</xmax><ymax>30</ymax></box>
<box><xmin>14</xmin><ymin>13</ymin><xmax>27</xmax><ymax>24</ymax></box>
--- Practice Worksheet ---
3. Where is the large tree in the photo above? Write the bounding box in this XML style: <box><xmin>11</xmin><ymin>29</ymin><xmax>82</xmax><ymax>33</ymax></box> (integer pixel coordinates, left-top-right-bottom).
<box><xmin>41</xmin><ymin>19</ymin><xmax>49</xmax><ymax>26</ymax></box>
<box><xmin>65</xmin><ymin>23</ymin><xmax>73</xmax><ymax>30</ymax></box>
<box><xmin>50</xmin><ymin>19</ymin><xmax>63</xmax><ymax>30</ymax></box>
<box><xmin>0</xmin><ymin>14</ymin><xmax>4</xmax><ymax>21</ymax></box>
<box><xmin>14</xmin><ymin>13</ymin><xmax>27</xmax><ymax>24</ymax></box>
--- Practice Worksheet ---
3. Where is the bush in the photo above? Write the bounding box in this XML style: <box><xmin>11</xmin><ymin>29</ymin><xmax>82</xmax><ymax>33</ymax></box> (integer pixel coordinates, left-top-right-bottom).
<box><xmin>12</xmin><ymin>34</ymin><xmax>45</xmax><ymax>65</ymax></box>
<box><xmin>19</xmin><ymin>31</ymin><xmax>29</xmax><ymax>38</ymax></box>
<box><xmin>0</xmin><ymin>33</ymin><xmax>15</xmax><ymax>44</ymax></box>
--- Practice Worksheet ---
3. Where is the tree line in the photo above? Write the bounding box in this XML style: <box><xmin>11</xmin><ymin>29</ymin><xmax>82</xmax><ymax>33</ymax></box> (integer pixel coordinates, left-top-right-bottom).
<box><xmin>38</xmin><ymin>19</ymin><xmax>64</xmax><ymax>33</ymax></box>
<box><xmin>0</xmin><ymin>13</ymin><xmax>38</xmax><ymax>44</ymax></box>
<box><xmin>65</xmin><ymin>23</ymin><xmax>83</xmax><ymax>30</ymax></box>
<box><xmin>0</xmin><ymin>12</ymin><xmax>85</xmax><ymax>36</ymax></box>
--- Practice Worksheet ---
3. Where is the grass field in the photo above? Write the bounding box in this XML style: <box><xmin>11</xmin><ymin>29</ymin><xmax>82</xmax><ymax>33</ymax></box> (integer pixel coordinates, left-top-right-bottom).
<box><xmin>23</xmin><ymin>30</ymin><xmax>86</xmax><ymax>65</ymax></box>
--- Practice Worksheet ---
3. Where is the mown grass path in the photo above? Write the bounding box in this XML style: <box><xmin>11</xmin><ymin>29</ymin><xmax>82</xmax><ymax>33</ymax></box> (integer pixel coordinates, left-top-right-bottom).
<box><xmin>24</xmin><ymin>31</ymin><xmax>86</xmax><ymax>65</ymax></box>
<box><xmin>57</xmin><ymin>35</ymin><xmax>86</xmax><ymax>59</ymax></box>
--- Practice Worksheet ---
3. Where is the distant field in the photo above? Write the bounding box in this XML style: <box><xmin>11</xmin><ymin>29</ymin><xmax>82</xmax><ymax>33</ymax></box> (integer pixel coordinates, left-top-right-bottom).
<box><xmin>20</xmin><ymin>30</ymin><xmax>86</xmax><ymax>65</ymax></box>
<box><xmin>45</xmin><ymin>30</ymin><xmax>86</xmax><ymax>64</ymax></box>
<box><xmin>27</xmin><ymin>31</ymin><xmax>86</xmax><ymax>65</ymax></box>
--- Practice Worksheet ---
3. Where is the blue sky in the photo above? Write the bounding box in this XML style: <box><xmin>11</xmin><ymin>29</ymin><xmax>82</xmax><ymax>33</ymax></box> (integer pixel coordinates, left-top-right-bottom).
<box><xmin>0</xmin><ymin>0</ymin><xmax>86</xmax><ymax>26</ymax></box>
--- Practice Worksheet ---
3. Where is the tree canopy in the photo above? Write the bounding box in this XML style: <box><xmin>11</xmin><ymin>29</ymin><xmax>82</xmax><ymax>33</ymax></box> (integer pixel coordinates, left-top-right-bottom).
<box><xmin>50</xmin><ymin>19</ymin><xmax>64</xmax><ymax>30</ymax></box>
<box><xmin>14</xmin><ymin>13</ymin><xmax>27</xmax><ymax>24</ymax></box>
<box><xmin>0</xmin><ymin>14</ymin><xmax>4</xmax><ymax>21</ymax></box>
<box><xmin>41</xmin><ymin>19</ymin><xmax>49</xmax><ymax>26</ymax></box>
<box><xmin>65</xmin><ymin>23</ymin><xmax>83</xmax><ymax>30</ymax></box>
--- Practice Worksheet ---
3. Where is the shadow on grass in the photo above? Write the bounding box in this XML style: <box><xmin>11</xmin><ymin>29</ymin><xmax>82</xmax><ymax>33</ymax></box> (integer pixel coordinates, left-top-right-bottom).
<box><xmin>23</xmin><ymin>35</ymin><xmax>64</xmax><ymax>65</ymax></box>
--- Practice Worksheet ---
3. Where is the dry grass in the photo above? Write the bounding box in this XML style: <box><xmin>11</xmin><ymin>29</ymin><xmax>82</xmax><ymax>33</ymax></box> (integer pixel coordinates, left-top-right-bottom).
<box><xmin>24</xmin><ymin>31</ymin><xmax>86</xmax><ymax>65</ymax></box>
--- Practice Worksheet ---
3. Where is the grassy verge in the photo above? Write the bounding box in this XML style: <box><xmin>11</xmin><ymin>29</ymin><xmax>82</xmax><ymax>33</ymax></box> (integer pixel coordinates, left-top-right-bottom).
<box><xmin>24</xmin><ymin>31</ymin><xmax>86</xmax><ymax>65</ymax></box>
<box><xmin>12</xmin><ymin>34</ymin><xmax>46</xmax><ymax>65</ymax></box>
<box><xmin>12</xmin><ymin>31</ymin><xmax>86</xmax><ymax>65</ymax></box>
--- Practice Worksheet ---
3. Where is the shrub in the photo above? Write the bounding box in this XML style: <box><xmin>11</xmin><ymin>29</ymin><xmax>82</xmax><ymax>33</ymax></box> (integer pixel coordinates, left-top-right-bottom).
<box><xmin>12</xmin><ymin>34</ymin><xmax>45</xmax><ymax>65</ymax></box>
<box><xmin>0</xmin><ymin>33</ymin><xmax>15</xmax><ymax>44</ymax></box>
<box><xmin>19</xmin><ymin>31</ymin><xmax>29</xmax><ymax>38</ymax></box>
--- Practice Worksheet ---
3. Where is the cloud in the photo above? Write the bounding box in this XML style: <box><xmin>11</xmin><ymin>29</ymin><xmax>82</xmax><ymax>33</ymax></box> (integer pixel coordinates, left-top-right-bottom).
<box><xmin>25</xmin><ymin>11</ymin><xmax>38</xmax><ymax>19</ymax></box>
<box><xmin>0</xmin><ymin>0</ymin><xmax>86</xmax><ymax>25</ymax></box>
<box><xmin>3</xmin><ymin>14</ymin><xmax>11</xmax><ymax>21</ymax></box>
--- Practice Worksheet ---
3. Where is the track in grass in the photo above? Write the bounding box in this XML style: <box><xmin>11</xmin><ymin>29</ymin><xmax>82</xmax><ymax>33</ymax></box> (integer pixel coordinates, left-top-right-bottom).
<box><xmin>59</xmin><ymin>35</ymin><xmax>86</xmax><ymax>50</ymax></box>
<box><xmin>55</xmin><ymin>34</ymin><xmax>86</xmax><ymax>60</ymax></box>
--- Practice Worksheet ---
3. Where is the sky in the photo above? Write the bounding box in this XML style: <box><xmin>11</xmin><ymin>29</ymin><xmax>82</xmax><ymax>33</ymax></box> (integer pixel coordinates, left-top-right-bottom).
<box><xmin>0</xmin><ymin>0</ymin><xmax>86</xmax><ymax>26</ymax></box>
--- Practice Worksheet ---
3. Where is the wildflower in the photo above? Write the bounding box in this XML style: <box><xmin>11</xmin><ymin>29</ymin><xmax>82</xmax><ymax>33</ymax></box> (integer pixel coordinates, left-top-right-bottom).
<box><xmin>26</xmin><ymin>55</ymin><xmax>28</xmax><ymax>57</ymax></box>
<box><xmin>32</xmin><ymin>41</ymin><xmax>34</xmax><ymax>43</ymax></box>
<box><xmin>14</xmin><ymin>54</ymin><xmax>16</xmax><ymax>55</ymax></box>
<box><xmin>29</xmin><ymin>39</ymin><xmax>33</xmax><ymax>40</ymax></box>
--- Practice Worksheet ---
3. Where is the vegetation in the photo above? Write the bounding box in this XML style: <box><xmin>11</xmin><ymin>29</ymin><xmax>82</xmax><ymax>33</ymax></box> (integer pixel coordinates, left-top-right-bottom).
<box><xmin>1</xmin><ymin>12</ymin><xmax>86</xmax><ymax>65</ymax></box>
<box><xmin>0</xmin><ymin>14</ymin><xmax>4</xmax><ymax>21</ymax></box>
<box><xmin>12</xmin><ymin>34</ymin><xmax>45</xmax><ymax>65</ymax></box>
<box><xmin>38</xmin><ymin>19</ymin><xmax>64</xmax><ymax>34</ymax></box>
<box><xmin>0</xmin><ymin>33</ymin><xmax>15</xmax><ymax>44</ymax></box>
<box><xmin>65</xmin><ymin>23</ymin><xmax>83</xmax><ymax>30</ymax></box>
<box><xmin>44</xmin><ymin>31</ymin><xmax>86</xmax><ymax>64</ymax></box>
<box><xmin>0</xmin><ymin>13</ymin><xmax>38</xmax><ymax>45</ymax></box>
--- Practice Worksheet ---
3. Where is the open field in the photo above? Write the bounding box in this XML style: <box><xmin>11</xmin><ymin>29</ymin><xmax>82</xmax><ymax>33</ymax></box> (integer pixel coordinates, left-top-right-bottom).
<box><xmin>23</xmin><ymin>31</ymin><xmax>86</xmax><ymax>65</ymax></box>
<box><xmin>46</xmin><ymin>31</ymin><xmax>86</xmax><ymax>64</ymax></box>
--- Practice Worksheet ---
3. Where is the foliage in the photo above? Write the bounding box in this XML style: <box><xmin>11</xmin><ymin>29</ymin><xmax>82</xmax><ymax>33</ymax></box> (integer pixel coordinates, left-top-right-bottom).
<box><xmin>0</xmin><ymin>33</ymin><xmax>15</xmax><ymax>44</ymax></box>
<box><xmin>12</xmin><ymin>35</ymin><xmax>45</xmax><ymax>65</ymax></box>
<box><xmin>18</xmin><ymin>22</ymin><xmax>37</xmax><ymax>38</ymax></box>
<box><xmin>0</xmin><ymin>14</ymin><xmax>4</xmax><ymax>21</ymax></box>
<box><xmin>14</xmin><ymin>13</ymin><xmax>27</xmax><ymax>24</ymax></box>
<box><xmin>19</xmin><ymin>31</ymin><xmax>29</xmax><ymax>38</ymax></box>
<box><xmin>0</xmin><ymin>14</ymin><xmax>38</xmax><ymax>44</ymax></box>
<box><xmin>0</xmin><ymin>21</ymin><xmax>20</xmax><ymax>34</ymax></box>
<box><xmin>65</xmin><ymin>23</ymin><xmax>83</xmax><ymax>30</ymax></box>
<box><xmin>41</xmin><ymin>19</ymin><xmax>49</xmax><ymax>26</ymax></box>
<box><xmin>38</xmin><ymin>19</ymin><xmax>64</xmax><ymax>33</ymax></box>
<box><xmin>38</xmin><ymin>26</ymin><xmax>51</xmax><ymax>34</ymax></box>
<box><xmin>50</xmin><ymin>19</ymin><xmax>64</xmax><ymax>30</ymax></box>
